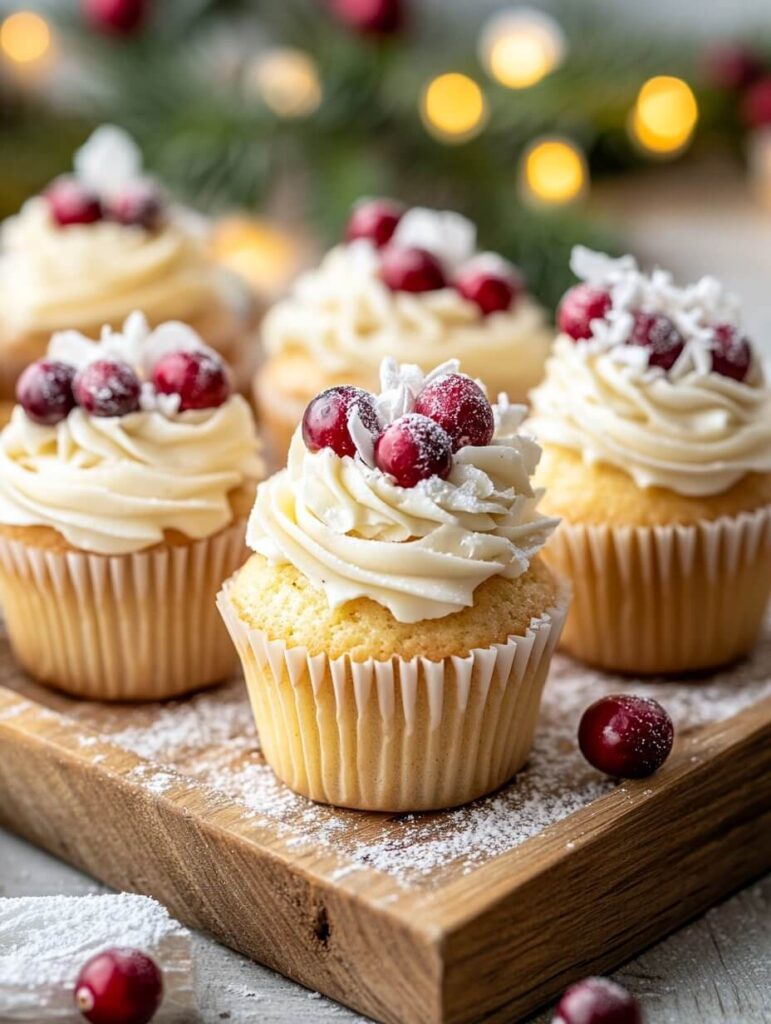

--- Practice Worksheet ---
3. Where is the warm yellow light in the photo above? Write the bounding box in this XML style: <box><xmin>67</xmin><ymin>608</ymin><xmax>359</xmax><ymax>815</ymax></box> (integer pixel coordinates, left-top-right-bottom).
<box><xmin>251</xmin><ymin>48</ymin><xmax>322</xmax><ymax>118</ymax></box>
<box><xmin>421</xmin><ymin>73</ymin><xmax>488</xmax><ymax>143</ymax></box>
<box><xmin>480</xmin><ymin>9</ymin><xmax>565</xmax><ymax>89</ymax></box>
<box><xmin>522</xmin><ymin>138</ymin><xmax>587</xmax><ymax>205</ymax></box>
<box><xmin>213</xmin><ymin>218</ymin><xmax>300</xmax><ymax>295</ymax></box>
<box><xmin>1</xmin><ymin>11</ymin><xmax>51</xmax><ymax>65</ymax></box>
<box><xmin>631</xmin><ymin>76</ymin><xmax>698</xmax><ymax>155</ymax></box>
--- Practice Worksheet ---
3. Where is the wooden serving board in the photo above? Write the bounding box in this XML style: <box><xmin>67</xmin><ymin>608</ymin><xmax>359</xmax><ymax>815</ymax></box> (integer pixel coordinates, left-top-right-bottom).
<box><xmin>1</xmin><ymin>622</ymin><xmax>771</xmax><ymax>1024</ymax></box>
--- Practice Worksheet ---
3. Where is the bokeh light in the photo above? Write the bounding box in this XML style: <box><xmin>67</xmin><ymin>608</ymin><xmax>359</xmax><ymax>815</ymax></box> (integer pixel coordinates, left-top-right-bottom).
<box><xmin>522</xmin><ymin>138</ymin><xmax>587</xmax><ymax>205</ymax></box>
<box><xmin>631</xmin><ymin>76</ymin><xmax>699</xmax><ymax>156</ymax></box>
<box><xmin>479</xmin><ymin>8</ymin><xmax>565</xmax><ymax>89</ymax></box>
<box><xmin>212</xmin><ymin>217</ymin><xmax>302</xmax><ymax>296</ymax></box>
<box><xmin>421</xmin><ymin>73</ymin><xmax>488</xmax><ymax>143</ymax></box>
<box><xmin>251</xmin><ymin>48</ymin><xmax>322</xmax><ymax>118</ymax></box>
<box><xmin>0</xmin><ymin>11</ymin><xmax>51</xmax><ymax>65</ymax></box>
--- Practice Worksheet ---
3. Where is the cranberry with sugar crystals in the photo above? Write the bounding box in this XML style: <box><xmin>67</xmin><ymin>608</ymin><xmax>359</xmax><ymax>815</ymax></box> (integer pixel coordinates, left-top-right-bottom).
<box><xmin>108</xmin><ymin>181</ymin><xmax>164</xmax><ymax>230</ymax></box>
<box><xmin>74</xmin><ymin>947</ymin><xmax>163</xmax><ymax>1024</ymax></box>
<box><xmin>553</xmin><ymin>976</ymin><xmax>643</xmax><ymax>1024</ymax></box>
<box><xmin>579</xmin><ymin>695</ymin><xmax>674</xmax><ymax>780</ymax></box>
<box><xmin>627</xmin><ymin>311</ymin><xmax>685</xmax><ymax>371</ymax></box>
<box><xmin>46</xmin><ymin>178</ymin><xmax>102</xmax><ymax>228</ymax></box>
<box><xmin>73</xmin><ymin>360</ymin><xmax>141</xmax><ymax>418</ymax></box>
<box><xmin>16</xmin><ymin>360</ymin><xmax>76</xmax><ymax>426</ymax></box>
<box><xmin>456</xmin><ymin>264</ymin><xmax>522</xmax><ymax>316</ymax></box>
<box><xmin>557</xmin><ymin>284</ymin><xmax>611</xmax><ymax>341</ymax></box>
<box><xmin>414</xmin><ymin>372</ymin><xmax>494</xmax><ymax>451</ymax></box>
<box><xmin>345</xmin><ymin>198</ymin><xmax>404</xmax><ymax>248</ymax></box>
<box><xmin>710</xmin><ymin>323</ymin><xmax>752</xmax><ymax>382</ymax></box>
<box><xmin>375</xmin><ymin>413</ymin><xmax>453</xmax><ymax>488</ymax></box>
<box><xmin>380</xmin><ymin>246</ymin><xmax>446</xmax><ymax>293</ymax></box>
<box><xmin>152</xmin><ymin>349</ymin><xmax>231</xmax><ymax>412</ymax></box>
<box><xmin>302</xmin><ymin>385</ymin><xmax>380</xmax><ymax>458</ymax></box>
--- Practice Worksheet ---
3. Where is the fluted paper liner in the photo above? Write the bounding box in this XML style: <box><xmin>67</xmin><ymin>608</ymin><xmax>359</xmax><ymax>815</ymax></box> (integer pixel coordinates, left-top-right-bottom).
<box><xmin>542</xmin><ymin>506</ymin><xmax>771</xmax><ymax>675</ymax></box>
<box><xmin>0</xmin><ymin>521</ymin><xmax>248</xmax><ymax>701</ymax></box>
<box><xmin>218</xmin><ymin>580</ymin><xmax>569</xmax><ymax>812</ymax></box>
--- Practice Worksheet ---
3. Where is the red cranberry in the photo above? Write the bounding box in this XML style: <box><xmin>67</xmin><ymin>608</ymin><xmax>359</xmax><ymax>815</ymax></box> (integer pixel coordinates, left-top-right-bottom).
<box><xmin>74</xmin><ymin>947</ymin><xmax>163</xmax><ymax>1024</ymax></box>
<box><xmin>456</xmin><ymin>265</ymin><xmax>522</xmax><ymax>316</ymax></box>
<box><xmin>579</xmin><ymin>695</ymin><xmax>674</xmax><ymax>780</ymax></box>
<box><xmin>152</xmin><ymin>350</ymin><xmax>231</xmax><ymax>412</ymax></box>
<box><xmin>329</xmin><ymin>0</ymin><xmax>403</xmax><ymax>35</ymax></box>
<box><xmin>108</xmin><ymin>182</ymin><xmax>164</xmax><ymax>230</ymax></box>
<box><xmin>45</xmin><ymin>178</ymin><xmax>102</xmax><ymax>228</ymax></box>
<box><xmin>557</xmin><ymin>284</ymin><xmax>612</xmax><ymax>341</ymax></box>
<box><xmin>710</xmin><ymin>323</ymin><xmax>752</xmax><ymax>382</ymax></box>
<box><xmin>414</xmin><ymin>372</ymin><xmax>494</xmax><ymax>451</ymax></box>
<box><xmin>345</xmin><ymin>198</ymin><xmax>404</xmax><ymax>248</ymax></box>
<box><xmin>380</xmin><ymin>247</ymin><xmax>446</xmax><ymax>293</ymax></box>
<box><xmin>73</xmin><ymin>360</ymin><xmax>141</xmax><ymax>418</ymax></box>
<box><xmin>741</xmin><ymin>76</ymin><xmax>771</xmax><ymax>128</ymax></box>
<box><xmin>554</xmin><ymin>977</ymin><xmax>642</xmax><ymax>1024</ymax></box>
<box><xmin>627</xmin><ymin>311</ymin><xmax>685</xmax><ymax>371</ymax></box>
<box><xmin>82</xmin><ymin>0</ymin><xmax>148</xmax><ymax>36</ymax></box>
<box><xmin>703</xmin><ymin>42</ymin><xmax>762</xmax><ymax>92</ymax></box>
<box><xmin>374</xmin><ymin>413</ymin><xmax>453</xmax><ymax>488</ymax></box>
<box><xmin>302</xmin><ymin>385</ymin><xmax>380</xmax><ymax>458</ymax></box>
<box><xmin>16</xmin><ymin>360</ymin><xmax>76</xmax><ymax>426</ymax></box>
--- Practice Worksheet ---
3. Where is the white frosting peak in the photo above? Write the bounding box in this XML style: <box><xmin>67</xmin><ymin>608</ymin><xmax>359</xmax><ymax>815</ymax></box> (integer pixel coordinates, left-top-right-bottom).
<box><xmin>391</xmin><ymin>207</ymin><xmax>476</xmax><ymax>272</ymax></box>
<box><xmin>73</xmin><ymin>125</ymin><xmax>145</xmax><ymax>199</ymax></box>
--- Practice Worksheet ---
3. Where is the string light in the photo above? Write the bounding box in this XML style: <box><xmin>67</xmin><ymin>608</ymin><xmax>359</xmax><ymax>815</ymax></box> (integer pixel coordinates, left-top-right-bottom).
<box><xmin>250</xmin><ymin>48</ymin><xmax>322</xmax><ymax>118</ymax></box>
<box><xmin>479</xmin><ymin>8</ymin><xmax>565</xmax><ymax>90</ymax></box>
<box><xmin>631</xmin><ymin>76</ymin><xmax>698</xmax><ymax>156</ymax></box>
<box><xmin>212</xmin><ymin>217</ymin><xmax>302</xmax><ymax>296</ymax></box>
<box><xmin>421</xmin><ymin>73</ymin><xmax>488</xmax><ymax>143</ymax></box>
<box><xmin>521</xmin><ymin>137</ymin><xmax>587</xmax><ymax>205</ymax></box>
<box><xmin>0</xmin><ymin>11</ymin><xmax>51</xmax><ymax>65</ymax></box>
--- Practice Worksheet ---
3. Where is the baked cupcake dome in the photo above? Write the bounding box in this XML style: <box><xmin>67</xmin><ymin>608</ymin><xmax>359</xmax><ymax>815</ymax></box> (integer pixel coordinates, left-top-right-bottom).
<box><xmin>528</xmin><ymin>246</ymin><xmax>771</xmax><ymax>674</ymax></box>
<box><xmin>255</xmin><ymin>201</ymin><xmax>553</xmax><ymax>462</ymax></box>
<box><xmin>220</xmin><ymin>358</ymin><xmax>568</xmax><ymax>812</ymax></box>
<box><xmin>0</xmin><ymin>312</ymin><xmax>263</xmax><ymax>700</ymax></box>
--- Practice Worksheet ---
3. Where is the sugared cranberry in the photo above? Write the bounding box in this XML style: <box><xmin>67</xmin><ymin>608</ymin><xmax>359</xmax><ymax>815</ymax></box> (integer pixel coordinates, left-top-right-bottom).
<box><xmin>45</xmin><ymin>178</ymin><xmax>102</xmax><ymax>228</ymax></box>
<box><xmin>627</xmin><ymin>311</ymin><xmax>685</xmax><ymax>371</ymax></box>
<box><xmin>380</xmin><ymin>247</ymin><xmax>446</xmax><ymax>293</ymax></box>
<box><xmin>578</xmin><ymin>695</ymin><xmax>674</xmax><ymax>780</ymax></box>
<box><xmin>414</xmin><ymin>372</ymin><xmax>494</xmax><ymax>451</ymax></box>
<box><xmin>16</xmin><ymin>360</ymin><xmax>76</xmax><ymax>426</ymax></box>
<box><xmin>710</xmin><ymin>323</ymin><xmax>752</xmax><ymax>382</ymax></box>
<box><xmin>553</xmin><ymin>977</ymin><xmax>643</xmax><ymax>1024</ymax></box>
<box><xmin>456</xmin><ymin>265</ymin><xmax>522</xmax><ymax>316</ymax></box>
<box><xmin>345</xmin><ymin>198</ymin><xmax>404</xmax><ymax>248</ymax></box>
<box><xmin>73</xmin><ymin>360</ymin><xmax>141</xmax><ymax>418</ymax></box>
<box><xmin>152</xmin><ymin>350</ymin><xmax>231</xmax><ymax>412</ymax></box>
<box><xmin>108</xmin><ymin>181</ymin><xmax>164</xmax><ymax>230</ymax></box>
<box><xmin>375</xmin><ymin>413</ymin><xmax>453</xmax><ymax>488</ymax></box>
<box><xmin>302</xmin><ymin>385</ymin><xmax>380</xmax><ymax>458</ymax></box>
<box><xmin>557</xmin><ymin>284</ymin><xmax>612</xmax><ymax>341</ymax></box>
<box><xmin>74</xmin><ymin>947</ymin><xmax>163</xmax><ymax>1024</ymax></box>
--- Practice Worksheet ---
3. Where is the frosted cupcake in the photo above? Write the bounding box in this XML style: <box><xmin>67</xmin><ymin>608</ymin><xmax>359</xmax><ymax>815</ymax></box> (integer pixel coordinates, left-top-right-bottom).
<box><xmin>220</xmin><ymin>359</ymin><xmax>568</xmax><ymax>811</ymax></box>
<box><xmin>256</xmin><ymin>200</ymin><xmax>553</xmax><ymax>461</ymax></box>
<box><xmin>528</xmin><ymin>247</ymin><xmax>771</xmax><ymax>675</ymax></box>
<box><xmin>0</xmin><ymin>312</ymin><xmax>263</xmax><ymax>701</ymax></box>
<box><xmin>0</xmin><ymin>126</ymin><xmax>259</xmax><ymax>409</ymax></box>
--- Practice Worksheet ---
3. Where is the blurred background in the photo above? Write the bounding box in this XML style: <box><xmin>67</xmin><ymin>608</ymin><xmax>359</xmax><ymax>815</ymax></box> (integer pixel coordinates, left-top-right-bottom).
<box><xmin>3</xmin><ymin>0</ymin><xmax>771</xmax><ymax>341</ymax></box>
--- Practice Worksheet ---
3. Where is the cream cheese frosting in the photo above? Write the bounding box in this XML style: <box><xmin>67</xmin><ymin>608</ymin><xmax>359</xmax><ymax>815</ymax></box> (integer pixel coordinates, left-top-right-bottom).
<box><xmin>528</xmin><ymin>248</ymin><xmax>771</xmax><ymax>497</ymax></box>
<box><xmin>248</xmin><ymin>359</ymin><xmax>557</xmax><ymax>622</ymax></box>
<box><xmin>0</xmin><ymin>315</ymin><xmax>262</xmax><ymax>554</ymax></box>
<box><xmin>262</xmin><ymin>209</ymin><xmax>553</xmax><ymax>396</ymax></box>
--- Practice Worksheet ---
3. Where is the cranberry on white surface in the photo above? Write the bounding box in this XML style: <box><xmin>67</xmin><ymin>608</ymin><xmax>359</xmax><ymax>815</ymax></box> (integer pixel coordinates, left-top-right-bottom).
<box><xmin>710</xmin><ymin>323</ymin><xmax>752</xmax><ymax>382</ymax></box>
<box><xmin>626</xmin><ymin>311</ymin><xmax>685</xmax><ymax>371</ymax></box>
<box><xmin>345</xmin><ymin>198</ymin><xmax>404</xmax><ymax>248</ymax></box>
<box><xmin>45</xmin><ymin>178</ymin><xmax>102</xmax><ymax>228</ymax></box>
<box><xmin>557</xmin><ymin>284</ymin><xmax>611</xmax><ymax>341</ymax></box>
<box><xmin>578</xmin><ymin>695</ymin><xmax>674</xmax><ymax>780</ymax></box>
<box><xmin>380</xmin><ymin>246</ymin><xmax>446</xmax><ymax>293</ymax></box>
<box><xmin>414</xmin><ymin>372</ymin><xmax>494</xmax><ymax>451</ymax></box>
<box><xmin>74</xmin><ymin>947</ymin><xmax>163</xmax><ymax>1024</ymax></box>
<box><xmin>302</xmin><ymin>385</ymin><xmax>380</xmax><ymax>458</ymax></box>
<box><xmin>16</xmin><ymin>360</ymin><xmax>76</xmax><ymax>426</ymax></box>
<box><xmin>73</xmin><ymin>361</ymin><xmax>142</xmax><ymax>418</ymax></box>
<box><xmin>374</xmin><ymin>413</ymin><xmax>453</xmax><ymax>487</ymax></box>
<box><xmin>107</xmin><ymin>181</ymin><xmax>164</xmax><ymax>230</ymax></box>
<box><xmin>152</xmin><ymin>350</ymin><xmax>231</xmax><ymax>412</ymax></box>
<box><xmin>455</xmin><ymin>264</ymin><xmax>522</xmax><ymax>316</ymax></box>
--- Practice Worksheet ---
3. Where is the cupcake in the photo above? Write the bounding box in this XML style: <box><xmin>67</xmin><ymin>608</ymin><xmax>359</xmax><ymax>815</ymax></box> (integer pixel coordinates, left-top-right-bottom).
<box><xmin>0</xmin><ymin>312</ymin><xmax>263</xmax><ymax>701</ymax></box>
<box><xmin>528</xmin><ymin>246</ymin><xmax>771</xmax><ymax>675</ymax></box>
<box><xmin>0</xmin><ymin>125</ymin><xmax>259</xmax><ymax>411</ymax></box>
<box><xmin>219</xmin><ymin>359</ymin><xmax>568</xmax><ymax>811</ymax></box>
<box><xmin>255</xmin><ymin>200</ymin><xmax>553</xmax><ymax>462</ymax></box>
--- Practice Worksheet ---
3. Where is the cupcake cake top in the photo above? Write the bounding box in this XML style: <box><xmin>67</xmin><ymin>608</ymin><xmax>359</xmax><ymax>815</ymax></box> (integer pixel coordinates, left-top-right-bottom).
<box><xmin>528</xmin><ymin>246</ymin><xmax>771</xmax><ymax>497</ymax></box>
<box><xmin>248</xmin><ymin>359</ymin><xmax>557</xmax><ymax>623</ymax></box>
<box><xmin>0</xmin><ymin>126</ymin><xmax>243</xmax><ymax>337</ymax></box>
<box><xmin>0</xmin><ymin>312</ymin><xmax>262</xmax><ymax>554</ymax></box>
<box><xmin>261</xmin><ymin>200</ymin><xmax>551</xmax><ymax>387</ymax></box>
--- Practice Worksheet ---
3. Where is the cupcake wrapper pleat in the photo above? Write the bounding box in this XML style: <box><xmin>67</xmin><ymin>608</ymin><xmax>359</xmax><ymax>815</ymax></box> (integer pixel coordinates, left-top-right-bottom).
<box><xmin>543</xmin><ymin>507</ymin><xmax>771</xmax><ymax>675</ymax></box>
<box><xmin>0</xmin><ymin>522</ymin><xmax>248</xmax><ymax>701</ymax></box>
<box><xmin>217</xmin><ymin>580</ymin><xmax>570</xmax><ymax>812</ymax></box>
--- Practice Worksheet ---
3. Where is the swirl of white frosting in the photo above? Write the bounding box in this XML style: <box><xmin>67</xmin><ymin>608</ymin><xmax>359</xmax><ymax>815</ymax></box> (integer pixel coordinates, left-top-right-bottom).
<box><xmin>248</xmin><ymin>362</ymin><xmax>557</xmax><ymax>623</ymax></box>
<box><xmin>528</xmin><ymin>336</ymin><xmax>771</xmax><ymax>496</ymax></box>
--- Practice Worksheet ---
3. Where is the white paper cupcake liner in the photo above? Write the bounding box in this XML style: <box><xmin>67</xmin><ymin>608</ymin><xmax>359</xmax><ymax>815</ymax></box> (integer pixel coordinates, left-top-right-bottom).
<box><xmin>218</xmin><ymin>580</ymin><xmax>570</xmax><ymax>812</ymax></box>
<box><xmin>544</xmin><ymin>506</ymin><xmax>771</xmax><ymax>675</ymax></box>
